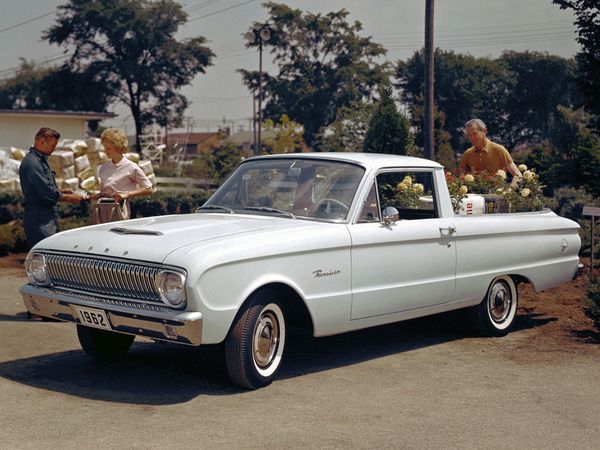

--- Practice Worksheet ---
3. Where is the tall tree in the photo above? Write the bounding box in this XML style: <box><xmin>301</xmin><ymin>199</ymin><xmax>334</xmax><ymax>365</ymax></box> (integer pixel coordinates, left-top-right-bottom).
<box><xmin>397</xmin><ymin>49</ymin><xmax>580</xmax><ymax>150</ymax></box>
<box><xmin>499</xmin><ymin>51</ymin><xmax>582</xmax><ymax>144</ymax></box>
<box><xmin>553</xmin><ymin>0</ymin><xmax>600</xmax><ymax>120</ymax></box>
<box><xmin>0</xmin><ymin>59</ymin><xmax>111</xmax><ymax>113</ymax></box>
<box><xmin>318</xmin><ymin>101</ymin><xmax>373</xmax><ymax>152</ymax></box>
<box><xmin>239</xmin><ymin>2</ymin><xmax>388</xmax><ymax>149</ymax></box>
<box><xmin>363</xmin><ymin>84</ymin><xmax>413</xmax><ymax>155</ymax></box>
<box><xmin>45</xmin><ymin>0</ymin><xmax>214</xmax><ymax>150</ymax></box>
<box><xmin>397</xmin><ymin>49</ymin><xmax>514</xmax><ymax>151</ymax></box>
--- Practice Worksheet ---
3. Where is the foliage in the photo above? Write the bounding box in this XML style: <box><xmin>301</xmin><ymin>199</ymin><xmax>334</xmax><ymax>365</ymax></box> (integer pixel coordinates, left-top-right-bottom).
<box><xmin>240</xmin><ymin>2</ymin><xmax>388</xmax><ymax>149</ymax></box>
<box><xmin>200</xmin><ymin>142</ymin><xmax>244</xmax><ymax>183</ymax></box>
<box><xmin>0</xmin><ymin>221</ymin><xmax>27</xmax><ymax>256</ymax></box>
<box><xmin>130</xmin><ymin>191</ymin><xmax>212</xmax><ymax>218</ymax></box>
<box><xmin>498</xmin><ymin>51</ymin><xmax>582</xmax><ymax>145</ymax></box>
<box><xmin>445</xmin><ymin>165</ymin><xmax>545</xmax><ymax>214</ymax></box>
<box><xmin>45</xmin><ymin>0</ymin><xmax>214</xmax><ymax>150</ymax></box>
<box><xmin>262</xmin><ymin>114</ymin><xmax>305</xmax><ymax>153</ymax></box>
<box><xmin>545</xmin><ymin>186</ymin><xmax>600</xmax><ymax>259</ymax></box>
<box><xmin>0</xmin><ymin>60</ymin><xmax>113</xmax><ymax>117</ymax></box>
<box><xmin>536</xmin><ymin>106</ymin><xmax>600</xmax><ymax>197</ymax></box>
<box><xmin>396</xmin><ymin>49</ymin><xmax>581</xmax><ymax>151</ymax></box>
<box><xmin>363</xmin><ymin>84</ymin><xmax>413</xmax><ymax>155</ymax></box>
<box><xmin>586</xmin><ymin>276</ymin><xmax>600</xmax><ymax>326</ymax></box>
<box><xmin>0</xmin><ymin>192</ymin><xmax>24</xmax><ymax>224</ymax></box>
<box><xmin>500</xmin><ymin>165</ymin><xmax>546</xmax><ymax>213</ymax></box>
<box><xmin>318</xmin><ymin>101</ymin><xmax>373</xmax><ymax>152</ymax></box>
<box><xmin>553</xmin><ymin>0</ymin><xmax>600</xmax><ymax>119</ymax></box>
<box><xmin>392</xmin><ymin>176</ymin><xmax>425</xmax><ymax>208</ymax></box>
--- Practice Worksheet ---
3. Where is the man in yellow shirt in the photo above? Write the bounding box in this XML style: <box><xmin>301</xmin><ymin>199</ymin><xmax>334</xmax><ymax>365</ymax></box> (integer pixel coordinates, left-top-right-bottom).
<box><xmin>460</xmin><ymin>119</ymin><xmax>522</xmax><ymax>188</ymax></box>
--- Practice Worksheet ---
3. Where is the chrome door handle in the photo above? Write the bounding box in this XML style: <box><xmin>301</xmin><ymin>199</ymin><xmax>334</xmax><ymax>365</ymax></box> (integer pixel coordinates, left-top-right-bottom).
<box><xmin>439</xmin><ymin>226</ymin><xmax>456</xmax><ymax>235</ymax></box>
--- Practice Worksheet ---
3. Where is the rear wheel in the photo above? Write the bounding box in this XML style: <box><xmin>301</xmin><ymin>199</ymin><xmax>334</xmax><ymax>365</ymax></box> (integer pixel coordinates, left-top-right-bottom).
<box><xmin>470</xmin><ymin>275</ymin><xmax>518</xmax><ymax>337</ymax></box>
<box><xmin>77</xmin><ymin>325</ymin><xmax>135</xmax><ymax>361</ymax></box>
<box><xmin>225</xmin><ymin>289</ymin><xmax>286</xmax><ymax>389</ymax></box>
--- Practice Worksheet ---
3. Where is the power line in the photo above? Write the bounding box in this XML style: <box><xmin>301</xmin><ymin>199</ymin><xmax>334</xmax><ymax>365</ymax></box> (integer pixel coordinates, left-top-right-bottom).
<box><xmin>188</xmin><ymin>0</ymin><xmax>255</xmax><ymax>23</ymax></box>
<box><xmin>0</xmin><ymin>10</ymin><xmax>56</xmax><ymax>34</ymax></box>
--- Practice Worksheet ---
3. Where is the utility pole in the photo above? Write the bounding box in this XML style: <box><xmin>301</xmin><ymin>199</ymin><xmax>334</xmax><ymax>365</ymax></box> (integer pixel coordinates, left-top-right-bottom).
<box><xmin>424</xmin><ymin>0</ymin><xmax>435</xmax><ymax>161</ymax></box>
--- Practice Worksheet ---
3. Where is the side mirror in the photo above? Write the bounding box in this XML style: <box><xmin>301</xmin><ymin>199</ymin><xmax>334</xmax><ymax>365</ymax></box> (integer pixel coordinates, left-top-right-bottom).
<box><xmin>382</xmin><ymin>206</ymin><xmax>399</xmax><ymax>224</ymax></box>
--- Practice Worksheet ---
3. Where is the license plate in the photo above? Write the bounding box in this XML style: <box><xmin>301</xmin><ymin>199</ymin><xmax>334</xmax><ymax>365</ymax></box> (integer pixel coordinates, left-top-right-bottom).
<box><xmin>74</xmin><ymin>306</ymin><xmax>111</xmax><ymax>330</ymax></box>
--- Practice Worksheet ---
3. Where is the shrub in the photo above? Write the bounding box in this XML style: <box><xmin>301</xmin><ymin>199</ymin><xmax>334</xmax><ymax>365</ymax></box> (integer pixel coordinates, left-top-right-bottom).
<box><xmin>586</xmin><ymin>276</ymin><xmax>600</xmax><ymax>327</ymax></box>
<box><xmin>0</xmin><ymin>221</ymin><xmax>27</xmax><ymax>256</ymax></box>
<box><xmin>546</xmin><ymin>187</ymin><xmax>600</xmax><ymax>259</ymax></box>
<box><xmin>0</xmin><ymin>192</ymin><xmax>24</xmax><ymax>224</ymax></box>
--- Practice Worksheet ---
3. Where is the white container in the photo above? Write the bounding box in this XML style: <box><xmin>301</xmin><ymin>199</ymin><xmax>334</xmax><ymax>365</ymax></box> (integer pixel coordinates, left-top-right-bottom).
<box><xmin>459</xmin><ymin>194</ymin><xmax>485</xmax><ymax>216</ymax></box>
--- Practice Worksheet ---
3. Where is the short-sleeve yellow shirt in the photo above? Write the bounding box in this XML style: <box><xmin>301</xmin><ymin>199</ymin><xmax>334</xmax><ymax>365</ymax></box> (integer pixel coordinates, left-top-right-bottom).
<box><xmin>460</xmin><ymin>138</ymin><xmax>513</xmax><ymax>174</ymax></box>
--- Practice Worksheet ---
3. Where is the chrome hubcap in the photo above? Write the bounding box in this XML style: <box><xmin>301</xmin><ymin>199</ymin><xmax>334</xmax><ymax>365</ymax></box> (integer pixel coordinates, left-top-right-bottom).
<box><xmin>489</xmin><ymin>281</ymin><xmax>512</xmax><ymax>323</ymax></box>
<box><xmin>253</xmin><ymin>311</ymin><xmax>279</xmax><ymax>369</ymax></box>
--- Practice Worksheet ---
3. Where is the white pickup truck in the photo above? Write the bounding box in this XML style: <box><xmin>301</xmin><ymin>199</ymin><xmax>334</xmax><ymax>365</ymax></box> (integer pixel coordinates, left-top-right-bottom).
<box><xmin>21</xmin><ymin>153</ymin><xmax>583</xmax><ymax>389</ymax></box>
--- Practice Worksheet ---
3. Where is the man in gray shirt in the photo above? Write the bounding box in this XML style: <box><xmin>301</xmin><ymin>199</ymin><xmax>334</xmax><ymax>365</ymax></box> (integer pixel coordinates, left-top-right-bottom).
<box><xmin>19</xmin><ymin>127</ymin><xmax>83</xmax><ymax>248</ymax></box>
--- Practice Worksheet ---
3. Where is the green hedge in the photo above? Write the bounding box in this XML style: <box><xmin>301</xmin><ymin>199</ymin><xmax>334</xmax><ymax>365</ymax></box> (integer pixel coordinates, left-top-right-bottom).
<box><xmin>0</xmin><ymin>190</ymin><xmax>212</xmax><ymax>254</ymax></box>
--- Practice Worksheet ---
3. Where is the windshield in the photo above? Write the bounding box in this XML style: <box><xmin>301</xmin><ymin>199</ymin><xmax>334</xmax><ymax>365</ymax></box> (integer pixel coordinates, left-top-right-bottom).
<box><xmin>203</xmin><ymin>158</ymin><xmax>365</xmax><ymax>221</ymax></box>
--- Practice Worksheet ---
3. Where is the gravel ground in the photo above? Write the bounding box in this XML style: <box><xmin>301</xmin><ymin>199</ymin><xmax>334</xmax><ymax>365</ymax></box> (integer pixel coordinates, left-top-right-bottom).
<box><xmin>1</xmin><ymin>257</ymin><xmax>599</xmax><ymax>449</ymax></box>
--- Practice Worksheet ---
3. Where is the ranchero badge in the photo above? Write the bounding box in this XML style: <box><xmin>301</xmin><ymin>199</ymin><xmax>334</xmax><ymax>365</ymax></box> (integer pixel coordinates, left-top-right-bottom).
<box><xmin>313</xmin><ymin>269</ymin><xmax>341</xmax><ymax>278</ymax></box>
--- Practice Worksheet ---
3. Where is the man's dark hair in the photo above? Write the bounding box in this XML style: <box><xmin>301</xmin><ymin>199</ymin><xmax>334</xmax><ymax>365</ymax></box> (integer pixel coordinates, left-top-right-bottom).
<box><xmin>35</xmin><ymin>127</ymin><xmax>60</xmax><ymax>141</ymax></box>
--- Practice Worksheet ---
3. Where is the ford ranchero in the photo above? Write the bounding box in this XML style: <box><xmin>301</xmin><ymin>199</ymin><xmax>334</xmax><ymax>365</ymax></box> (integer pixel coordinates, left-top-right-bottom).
<box><xmin>21</xmin><ymin>153</ymin><xmax>583</xmax><ymax>389</ymax></box>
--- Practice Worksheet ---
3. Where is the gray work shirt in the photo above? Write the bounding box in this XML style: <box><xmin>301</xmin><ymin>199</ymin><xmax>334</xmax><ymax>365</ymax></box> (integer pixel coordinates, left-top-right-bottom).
<box><xmin>19</xmin><ymin>147</ymin><xmax>60</xmax><ymax>207</ymax></box>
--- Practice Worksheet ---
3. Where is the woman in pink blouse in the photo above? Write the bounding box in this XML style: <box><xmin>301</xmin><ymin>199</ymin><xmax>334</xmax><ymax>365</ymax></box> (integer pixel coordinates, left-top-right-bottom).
<box><xmin>90</xmin><ymin>128</ymin><xmax>152</xmax><ymax>211</ymax></box>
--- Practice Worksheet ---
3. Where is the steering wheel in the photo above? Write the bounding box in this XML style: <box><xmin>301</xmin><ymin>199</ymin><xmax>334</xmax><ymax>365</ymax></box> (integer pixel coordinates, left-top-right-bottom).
<box><xmin>312</xmin><ymin>198</ymin><xmax>350</xmax><ymax>218</ymax></box>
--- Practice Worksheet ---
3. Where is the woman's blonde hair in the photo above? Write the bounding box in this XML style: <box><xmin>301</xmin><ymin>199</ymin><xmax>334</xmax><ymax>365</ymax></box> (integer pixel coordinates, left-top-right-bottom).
<box><xmin>100</xmin><ymin>128</ymin><xmax>129</xmax><ymax>152</ymax></box>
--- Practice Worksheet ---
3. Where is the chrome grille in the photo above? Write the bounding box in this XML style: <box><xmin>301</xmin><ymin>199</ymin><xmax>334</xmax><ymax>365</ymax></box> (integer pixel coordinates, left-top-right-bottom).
<box><xmin>45</xmin><ymin>253</ymin><xmax>163</xmax><ymax>303</ymax></box>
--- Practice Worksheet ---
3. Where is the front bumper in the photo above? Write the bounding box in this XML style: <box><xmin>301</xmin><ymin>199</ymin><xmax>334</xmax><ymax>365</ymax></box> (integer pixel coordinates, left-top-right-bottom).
<box><xmin>20</xmin><ymin>284</ymin><xmax>203</xmax><ymax>345</ymax></box>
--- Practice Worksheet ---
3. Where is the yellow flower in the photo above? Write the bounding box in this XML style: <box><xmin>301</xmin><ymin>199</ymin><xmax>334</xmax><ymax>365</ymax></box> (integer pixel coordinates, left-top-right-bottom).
<box><xmin>464</xmin><ymin>174</ymin><xmax>475</xmax><ymax>183</ymax></box>
<box><xmin>413</xmin><ymin>183</ymin><xmax>424</xmax><ymax>194</ymax></box>
<box><xmin>518</xmin><ymin>164</ymin><xmax>528</xmax><ymax>172</ymax></box>
<box><xmin>460</xmin><ymin>185</ymin><xmax>468</xmax><ymax>194</ymax></box>
<box><xmin>402</xmin><ymin>176</ymin><xmax>412</xmax><ymax>186</ymax></box>
<box><xmin>397</xmin><ymin>182</ymin><xmax>408</xmax><ymax>191</ymax></box>
<box><xmin>496</xmin><ymin>170</ymin><xmax>507</xmax><ymax>180</ymax></box>
<box><xmin>522</xmin><ymin>170</ymin><xmax>534</xmax><ymax>181</ymax></box>
<box><xmin>520</xmin><ymin>188</ymin><xmax>531</xmax><ymax>197</ymax></box>
<box><xmin>496</xmin><ymin>188</ymin><xmax>504</xmax><ymax>193</ymax></box>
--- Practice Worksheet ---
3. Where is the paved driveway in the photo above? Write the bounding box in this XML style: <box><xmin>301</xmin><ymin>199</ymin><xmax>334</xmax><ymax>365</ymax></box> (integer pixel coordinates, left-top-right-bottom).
<box><xmin>1</xmin><ymin>269</ymin><xmax>599</xmax><ymax>449</ymax></box>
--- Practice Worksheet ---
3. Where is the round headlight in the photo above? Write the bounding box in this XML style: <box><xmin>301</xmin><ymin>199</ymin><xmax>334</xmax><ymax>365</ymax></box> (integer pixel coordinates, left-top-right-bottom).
<box><xmin>155</xmin><ymin>271</ymin><xmax>186</xmax><ymax>307</ymax></box>
<box><xmin>25</xmin><ymin>252</ymin><xmax>50</xmax><ymax>285</ymax></box>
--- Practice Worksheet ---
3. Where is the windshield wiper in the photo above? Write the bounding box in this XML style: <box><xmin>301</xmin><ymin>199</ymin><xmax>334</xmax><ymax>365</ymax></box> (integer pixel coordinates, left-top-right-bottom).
<box><xmin>196</xmin><ymin>205</ymin><xmax>235</xmax><ymax>214</ymax></box>
<box><xmin>241</xmin><ymin>206</ymin><xmax>296</xmax><ymax>220</ymax></box>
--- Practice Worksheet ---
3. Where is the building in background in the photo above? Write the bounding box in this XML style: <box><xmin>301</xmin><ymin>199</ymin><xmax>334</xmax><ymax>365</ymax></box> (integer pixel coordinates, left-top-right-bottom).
<box><xmin>0</xmin><ymin>110</ymin><xmax>116</xmax><ymax>149</ymax></box>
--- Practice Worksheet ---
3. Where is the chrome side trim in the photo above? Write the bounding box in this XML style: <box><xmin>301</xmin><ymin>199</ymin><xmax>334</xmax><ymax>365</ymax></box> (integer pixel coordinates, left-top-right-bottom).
<box><xmin>20</xmin><ymin>284</ymin><xmax>202</xmax><ymax>346</ymax></box>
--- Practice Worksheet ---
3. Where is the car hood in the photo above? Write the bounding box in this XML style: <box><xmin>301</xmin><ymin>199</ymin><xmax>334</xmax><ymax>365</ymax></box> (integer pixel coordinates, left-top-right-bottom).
<box><xmin>34</xmin><ymin>213</ymin><xmax>305</xmax><ymax>263</ymax></box>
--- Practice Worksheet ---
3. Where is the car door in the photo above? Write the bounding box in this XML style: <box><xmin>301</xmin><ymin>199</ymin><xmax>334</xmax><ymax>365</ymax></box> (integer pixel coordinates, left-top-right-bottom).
<box><xmin>349</xmin><ymin>169</ymin><xmax>457</xmax><ymax>319</ymax></box>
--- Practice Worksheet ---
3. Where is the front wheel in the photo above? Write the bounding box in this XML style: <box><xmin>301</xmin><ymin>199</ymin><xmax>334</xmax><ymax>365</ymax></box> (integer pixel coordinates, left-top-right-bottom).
<box><xmin>470</xmin><ymin>275</ymin><xmax>518</xmax><ymax>337</ymax></box>
<box><xmin>77</xmin><ymin>325</ymin><xmax>135</xmax><ymax>361</ymax></box>
<box><xmin>225</xmin><ymin>289</ymin><xmax>286</xmax><ymax>389</ymax></box>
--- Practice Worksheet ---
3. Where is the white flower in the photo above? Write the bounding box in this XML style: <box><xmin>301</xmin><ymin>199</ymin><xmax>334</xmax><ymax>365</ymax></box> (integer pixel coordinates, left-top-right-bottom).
<box><xmin>520</xmin><ymin>188</ymin><xmax>531</xmax><ymax>197</ymax></box>
<box><xmin>522</xmin><ymin>170</ymin><xmax>534</xmax><ymax>181</ymax></box>
<box><xmin>518</xmin><ymin>164</ymin><xmax>528</xmax><ymax>172</ymax></box>
<box><xmin>496</xmin><ymin>170</ymin><xmax>507</xmax><ymax>180</ymax></box>
<box><xmin>397</xmin><ymin>182</ymin><xmax>408</xmax><ymax>191</ymax></box>
<box><xmin>413</xmin><ymin>183</ymin><xmax>424</xmax><ymax>194</ymax></box>
<box><xmin>460</xmin><ymin>185</ymin><xmax>468</xmax><ymax>194</ymax></box>
<box><xmin>402</xmin><ymin>176</ymin><xmax>413</xmax><ymax>186</ymax></box>
<box><xmin>464</xmin><ymin>174</ymin><xmax>475</xmax><ymax>183</ymax></box>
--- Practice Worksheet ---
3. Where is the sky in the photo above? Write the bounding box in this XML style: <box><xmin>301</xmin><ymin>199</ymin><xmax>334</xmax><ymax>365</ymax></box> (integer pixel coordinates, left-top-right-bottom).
<box><xmin>0</xmin><ymin>0</ymin><xmax>581</xmax><ymax>135</ymax></box>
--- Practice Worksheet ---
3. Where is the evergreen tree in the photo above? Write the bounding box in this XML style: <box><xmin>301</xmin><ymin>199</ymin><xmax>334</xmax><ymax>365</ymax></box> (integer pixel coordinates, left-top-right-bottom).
<box><xmin>363</xmin><ymin>84</ymin><xmax>413</xmax><ymax>155</ymax></box>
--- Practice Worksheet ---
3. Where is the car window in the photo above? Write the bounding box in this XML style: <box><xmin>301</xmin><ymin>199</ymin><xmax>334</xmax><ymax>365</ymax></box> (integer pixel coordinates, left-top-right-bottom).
<box><xmin>205</xmin><ymin>158</ymin><xmax>365</xmax><ymax>221</ymax></box>
<box><xmin>376</xmin><ymin>170</ymin><xmax>438</xmax><ymax>220</ymax></box>
<box><xmin>357</xmin><ymin>182</ymin><xmax>381</xmax><ymax>223</ymax></box>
